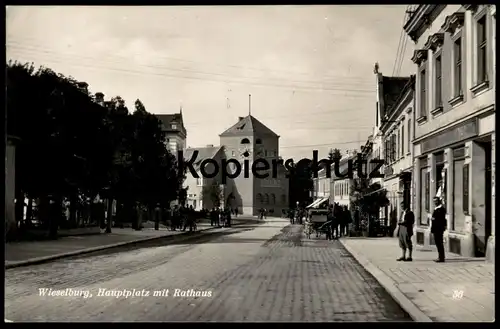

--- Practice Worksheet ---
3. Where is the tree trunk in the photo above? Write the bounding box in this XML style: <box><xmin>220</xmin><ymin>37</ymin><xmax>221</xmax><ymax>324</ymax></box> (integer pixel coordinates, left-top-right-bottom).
<box><xmin>106</xmin><ymin>198</ymin><xmax>113</xmax><ymax>233</ymax></box>
<box><xmin>154</xmin><ymin>206</ymin><xmax>161</xmax><ymax>231</ymax></box>
<box><xmin>26</xmin><ymin>198</ymin><xmax>33</xmax><ymax>229</ymax></box>
<box><xmin>48</xmin><ymin>196</ymin><xmax>60</xmax><ymax>239</ymax></box>
<box><xmin>69</xmin><ymin>193</ymin><xmax>77</xmax><ymax>228</ymax></box>
<box><xmin>15</xmin><ymin>189</ymin><xmax>24</xmax><ymax>230</ymax></box>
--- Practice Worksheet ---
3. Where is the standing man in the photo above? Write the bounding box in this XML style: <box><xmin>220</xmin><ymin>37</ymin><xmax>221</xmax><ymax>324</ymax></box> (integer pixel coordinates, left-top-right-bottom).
<box><xmin>431</xmin><ymin>197</ymin><xmax>447</xmax><ymax>262</ymax></box>
<box><xmin>396</xmin><ymin>201</ymin><xmax>415</xmax><ymax>261</ymax></box>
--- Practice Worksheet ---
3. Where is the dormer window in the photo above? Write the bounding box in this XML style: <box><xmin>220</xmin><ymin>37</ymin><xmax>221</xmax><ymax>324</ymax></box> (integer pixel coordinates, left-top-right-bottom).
<box><xmin>241</xmin><ymin>138</ymin><xmax>250</xmax><ymax>144</ymax></box>
<box><xmin>171</xmin><ymin>124</ymin><xmax>177</xmax><ymax>129</ymax></box>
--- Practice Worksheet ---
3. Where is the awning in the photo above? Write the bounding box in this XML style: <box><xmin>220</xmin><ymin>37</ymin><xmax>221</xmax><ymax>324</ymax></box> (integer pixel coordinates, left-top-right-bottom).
<box><xmin>306</xmin><ymin>197</ymin><xmax>329</xmax><ymax>209</ymax></box>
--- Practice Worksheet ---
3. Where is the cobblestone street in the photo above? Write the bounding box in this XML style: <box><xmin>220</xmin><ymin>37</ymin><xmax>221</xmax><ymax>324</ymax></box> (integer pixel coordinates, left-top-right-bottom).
<box><xmin>5</xmin><ymin>219</ymin><xmax>410</xmax><ymax>322</ymax></box>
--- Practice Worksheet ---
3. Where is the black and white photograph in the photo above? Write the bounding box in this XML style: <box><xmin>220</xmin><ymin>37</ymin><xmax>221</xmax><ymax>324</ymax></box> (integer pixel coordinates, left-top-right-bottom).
<box><xmin>5</xmin><ymin>4</ymin><xmax>495</xmax><ymax>322</ymax></box>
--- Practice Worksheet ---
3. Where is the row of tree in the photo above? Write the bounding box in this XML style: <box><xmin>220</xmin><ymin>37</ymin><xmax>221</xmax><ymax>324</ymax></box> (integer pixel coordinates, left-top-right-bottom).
<box><xmin>6</xmin><ymin>61</ymin><xmax>186</xmax><ymax>240</ymax></box>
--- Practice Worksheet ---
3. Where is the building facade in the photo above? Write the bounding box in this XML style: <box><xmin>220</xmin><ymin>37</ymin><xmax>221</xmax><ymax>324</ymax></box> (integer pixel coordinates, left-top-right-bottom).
<box><xmin>380</xmin><ymin>76</ymin><xmax>416</xmax><ymax>235</ymax></box>
<box><xmin>331</xmin><ymin>156</ymin><xmax>355</xmax><ymax>208</ymax></box>
<box><xmin>219</xmin><ymin>115</ymin><xmax>289</xmax><ymax>216</ymax></box>
<box><xmin>5</xmin><ymin>136</ymin><xmax>18</xmax><ymax>239</ymax></box>
<box><xmin>184</xmin><ymin>145</ymin><xmax>226</xmax><ymax>210</ymax></box>
<box><xmin>405</xmin><ymin>4</ymin><xmax>495</xmax><ymax>261</ymax></box>
<box><xmin>157</xmin><ymin>111</ymin><xmax>187</xmax><ymax>156</ymax></box>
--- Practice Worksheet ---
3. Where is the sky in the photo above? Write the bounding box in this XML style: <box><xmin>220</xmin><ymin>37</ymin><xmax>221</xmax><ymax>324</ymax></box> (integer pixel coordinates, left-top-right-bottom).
<box><xmin>6</xmin><ymin>5</ymin><xmax>415</xmax><ymax>160</ymax></box>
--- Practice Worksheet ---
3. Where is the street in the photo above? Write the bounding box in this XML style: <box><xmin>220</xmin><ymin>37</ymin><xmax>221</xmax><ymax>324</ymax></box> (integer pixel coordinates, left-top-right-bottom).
<box><xmin>5</xmin><ymin>219</ymin><xmax>411</xmax><ymax>322</ymax></box>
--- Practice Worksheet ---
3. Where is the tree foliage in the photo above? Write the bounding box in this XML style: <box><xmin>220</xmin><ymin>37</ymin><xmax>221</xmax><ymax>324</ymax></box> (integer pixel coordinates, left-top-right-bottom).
<box><xmin>328</xmin><ymin>148</ymin><xmax>342</xmax><ymax>161</ymax></box>
<box><xmin>201</xmin><ymin>182</ymin><xmax>223</xmax><ymax>207</ymax></box>
<box><xmin>350</xmin><ymin>179</ymin><xmax>389</xmax><ymax>216</ymax></box>
<box><xmin>6</xmin><ymin>60</ymin><xmax>186</xmax><ymax>236</ymax></box>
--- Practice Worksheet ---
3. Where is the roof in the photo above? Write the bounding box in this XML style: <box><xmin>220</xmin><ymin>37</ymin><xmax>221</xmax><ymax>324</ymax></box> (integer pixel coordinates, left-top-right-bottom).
<box><xmin>381</xmin><ymin>76</ymin><xmax>411</xmax><ymax>119</ymax></box>
<box><xmin>219</xmin><ymin>115</ymin><xmax>279</xmax><ymax>137</ymax></box>
<box><xmin>156</xmin><ymin>113</ymin><xmax>184</xmax><ymax>132</ymax></box>
<box><xmin>183</xmin><ymin>145</ymin><xmax>224</xmax><ymax>170</ymax></box>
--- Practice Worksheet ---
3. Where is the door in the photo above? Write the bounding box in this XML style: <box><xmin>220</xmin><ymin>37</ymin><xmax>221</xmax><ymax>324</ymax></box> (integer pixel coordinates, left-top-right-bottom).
<box><xmin>475</xmin><ymin>141</ymin><xmax>492</xmax><ymax>256</ymax></box>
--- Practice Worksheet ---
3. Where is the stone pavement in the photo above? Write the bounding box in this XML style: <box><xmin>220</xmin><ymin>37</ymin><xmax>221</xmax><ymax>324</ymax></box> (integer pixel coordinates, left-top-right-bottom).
<box><xmin>5</xmin><ymin>220</ymin><xmax>410</xmax><ymax>322</ymax></box>
<box><xmin>5</xmin><ymin>217</ymin><xmax>259</xmax><ymax>268</ymax></box>
<box><xmin>340</xmin><ymin>237</ymin><xmax>495</xmax><ymax>322</ymax></box>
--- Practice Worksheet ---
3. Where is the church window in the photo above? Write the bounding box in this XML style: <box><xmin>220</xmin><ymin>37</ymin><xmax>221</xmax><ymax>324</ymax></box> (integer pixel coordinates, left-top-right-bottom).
<box><xmin>241</xmin><ymin>138</ymin><xmax>250</xmax><ymax>144</ymax></box>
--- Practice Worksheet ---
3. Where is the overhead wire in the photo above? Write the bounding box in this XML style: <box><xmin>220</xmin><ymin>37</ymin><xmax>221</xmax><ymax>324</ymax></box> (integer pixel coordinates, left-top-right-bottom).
<box><xmin>8</xmin><ymin>45</ymin><xmax>376</xmax><ymax>98</ymax></box>
<box><xmin>6</xmin><ymin>35</ymin><xmax>378</xmax><ymax>83</ymax></box>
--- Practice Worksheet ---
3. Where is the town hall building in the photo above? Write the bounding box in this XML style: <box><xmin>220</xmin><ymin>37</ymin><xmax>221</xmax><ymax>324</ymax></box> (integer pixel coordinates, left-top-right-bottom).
<box><xmin>184</xmin><ymin>115</ymin><xmax>289</xmax><ymax>216</ymax></box>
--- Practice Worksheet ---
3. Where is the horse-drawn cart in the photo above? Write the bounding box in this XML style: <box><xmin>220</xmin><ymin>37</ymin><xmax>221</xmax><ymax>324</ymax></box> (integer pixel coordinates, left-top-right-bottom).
<box><xmin>304</xmin><ymin>208</ymin><xmax>331</xmax><ymax>239</ymax></box>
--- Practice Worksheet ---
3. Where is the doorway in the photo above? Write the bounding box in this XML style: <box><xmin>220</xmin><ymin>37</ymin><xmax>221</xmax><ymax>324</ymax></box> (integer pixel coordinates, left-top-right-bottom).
<box><xmin>474</xmin><ymin>139</ymin><xmax>492</xmax><ymax>257</ymax></box>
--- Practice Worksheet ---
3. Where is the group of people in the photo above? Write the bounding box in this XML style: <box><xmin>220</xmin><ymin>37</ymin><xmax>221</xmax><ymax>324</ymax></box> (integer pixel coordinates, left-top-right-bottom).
<box><xmin>326</xmin><ymin>203</ymin><xmax>352</xmax><ymax>239</ymax></box>
<box><xmin>169</xmin><ymin>205</ymin><xmax>197</xmax><ymax>232</ymax></box>
<box><xmin>396</xmin><ymin>196</ymin><xmax>447</xmax><ymax>263</ymax></box>
<box><xmin>208</xmin><ymin>207</ymin><xmax>233</xmax><ymax>228</ymax></box>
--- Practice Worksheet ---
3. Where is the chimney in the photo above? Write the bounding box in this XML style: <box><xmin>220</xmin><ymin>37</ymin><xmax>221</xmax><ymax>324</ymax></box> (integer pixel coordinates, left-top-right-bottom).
<box><xmin>77</xmin><ymin>81</ymin><xmax>89</xmax><ymax>93</ymax></box>
<box><xmin>95</xmin><ymin>92</ymin><xmax>105</xmax><ymax>106</ymax></box>
<box><xmin>238</xmin><ymin>116</ymin><xmax>244</xmax><ymax>122</ymax></box>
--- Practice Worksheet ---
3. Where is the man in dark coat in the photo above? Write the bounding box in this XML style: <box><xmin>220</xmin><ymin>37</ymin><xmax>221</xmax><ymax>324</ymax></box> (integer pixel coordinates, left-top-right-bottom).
<box><xmin>431</xmin><ymin>197</ymin><xmax>447</xmax><ymax>262</ymax></box>
<box><xmin>397</xmin><ymin>201</ymin><xmax>415</xmax><ymax>261</ymax></box>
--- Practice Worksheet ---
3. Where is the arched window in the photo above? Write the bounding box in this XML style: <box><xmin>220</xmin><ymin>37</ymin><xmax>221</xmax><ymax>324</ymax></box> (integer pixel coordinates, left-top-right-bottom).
<box><xmin>270</xmin><ymin>194</ymin><xmax>276</xmax><ymax>205</ymax></box>
<box><xmin>255</xmin><ymin>138</ymin><xmax>262</xmax><ymax>144</ymax></box>
<box><xmin>281</xmin><ymin>194</ymin><xmax>287</xmax><ymax>204</ymax></box>
<box><xmin>264</xmin><ymin>193</ymin><xmax>269</xmax><ymax>204</ymax></box>
<box><xmin>256</xmin><ymin>193</ymin><xmax>263</xmax><ymax>204</ymax></box>
<box><xmin>241</xmin><ymin>138</ymin><xmax>250</xmax><ymax>144</ymax></box>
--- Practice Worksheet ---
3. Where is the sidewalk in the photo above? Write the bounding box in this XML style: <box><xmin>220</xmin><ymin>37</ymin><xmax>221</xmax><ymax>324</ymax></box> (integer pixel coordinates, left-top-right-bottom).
<box><xmin>340</xmin><ymin>237</ymin><xmax>495</xmax><ymax>322</ymax></box>
<box><xmin>5</xmin><ymin>217</ymin><xmax>260</xmax><ymax>269</ymax></box>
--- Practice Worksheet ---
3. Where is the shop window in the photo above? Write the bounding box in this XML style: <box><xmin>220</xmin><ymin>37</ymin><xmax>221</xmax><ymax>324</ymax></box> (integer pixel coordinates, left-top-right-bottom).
<box><xmin>453</xmin><ymin>158</ymin><xmax>465</xmax><ymax>232</ymax></box>
<box><xmin>463</xmin><ymin>164</ymin><xmax>469</xmax><ymax>214</ymax></box>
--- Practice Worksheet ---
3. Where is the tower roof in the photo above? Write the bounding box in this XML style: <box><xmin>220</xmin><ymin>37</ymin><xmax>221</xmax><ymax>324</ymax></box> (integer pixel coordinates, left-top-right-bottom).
<box><xmin>219</xmin><ymin>115</ymin><xmax>279</xmax><ymax>138</ymax></box>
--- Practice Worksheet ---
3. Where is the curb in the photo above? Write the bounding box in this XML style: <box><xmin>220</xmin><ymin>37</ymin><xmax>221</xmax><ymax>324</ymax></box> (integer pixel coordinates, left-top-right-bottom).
<box><xmin>339</xmin><ymin>239</ymin><xmax>433</xmax><ymax>322</ymax></box>
<box><xmin>6</xmin><ymin>220</ymin><xmax>257</xmax><ymax>270</ymax></box>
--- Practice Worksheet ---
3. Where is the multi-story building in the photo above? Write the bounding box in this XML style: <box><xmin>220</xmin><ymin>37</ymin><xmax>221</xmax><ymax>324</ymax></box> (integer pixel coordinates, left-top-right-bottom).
<box><xmin>404</xmin><ymin>4</ymin><xmax>495</xmax><ymax>261</ymax></box>
<box><xmin>331</xmin><ymin>155</ymin><xmax>355</xmax><ymax>209</ymax></box>
<box><xmin>157</xmin><ymin>110</ymin><xmax>187</xmax><ymax>156</ymax></box>
<box><xmin>183</xmin><ymin>145</ymin><xmax>226</xmax><ymax>210</ymax></box>
<box><xmin>380</xmin><ymin>75</ymin><xmax>416</xmax><ymax>234</ymax></box>
<box><xmin>219</xmin><ymin>115</ymin><xmax>289</xmax><ymax>216</ymax></box>
<box><xmin>374</xmin><ymin>70</ymin><xmax>413</xmax><ymax>223</ymax></box>
<box><xmin>310</xmin><ymin>166</ymin><xmax>331</xmax><ymax>208</ymax></box>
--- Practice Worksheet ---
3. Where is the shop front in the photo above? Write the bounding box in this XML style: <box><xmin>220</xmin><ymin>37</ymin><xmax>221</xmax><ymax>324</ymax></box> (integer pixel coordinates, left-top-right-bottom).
<box><xmin>413</xmin><ymin>116</ymin><xmax>495</xmax><ymax>259</ymax></box>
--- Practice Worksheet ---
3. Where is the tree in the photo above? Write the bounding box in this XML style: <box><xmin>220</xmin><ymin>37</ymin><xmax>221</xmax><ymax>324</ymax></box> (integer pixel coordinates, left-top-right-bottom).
<box><xmin>328</xmin><ymin>148</ymin><xmax>342</xmax><ymax>161</ymax></box>
<box><xmin>288</xmin><ymin>162</ymin><xmax>314</xmax><ymax>208</ymax></box>
<box><xmin>6</xmin><ymin>60</ymin><xmax>188</xmax><ymax>240</ymax></box>
<box><xmin>201</xmin><ymin>182</ymin><xmax>223</xmax><ymax>208</ymax></box>
<box><xmin>350</xmin><ymin>178</ymin><xmax>389</xmax><ymax>236</ymax></box>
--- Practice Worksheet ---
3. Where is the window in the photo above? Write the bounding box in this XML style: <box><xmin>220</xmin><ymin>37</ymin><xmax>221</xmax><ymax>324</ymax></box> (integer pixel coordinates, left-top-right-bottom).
<box><xmin>241</xmin><ymin>138</ymin><xmax>250</xmax><ymax>144</ymax></box>
<box><xmin>435</xmin><ymin>55</ymin><xmax>442</xmax><ymax>107</ymax></box>
<box><xmin>231</xmin><ymin>151</ymin><xmax>235</xmax><ymax>156</ymax></box>
<box><xmin>196</xmin><ymin>178</ymin><xmax>202</xmax><ymax>186</ymax></box>
<box><xmin>392</xmin><ymin>134</ymin><xmax>396</xmax><ymax>162</ymax></box>
<box><xmin>453</xmin><ymin>38</ymin><xmax>463</xmax><ymax>97</ymax></box>
<box><xmin>401</xmin><ymin>125</ymin><xmax>405</xmax><ymax>156</ymax></box>
<box><xmin>171</xmin><ymin>124</ymin><xmax>177</xmax><ymax>130</ymax></box>
<box><xmin>397</xmin><ymin>129</ymin><xmax>400</xmax><ymax>159</ymax></box>
<box><xmin>256</xmin><ymin>138</ymin><xmax>262</xmax><ymax>144</ymax></box>
<box><xmin>477</xmin><ymin>15</ymin><xmax>488</xmax><ymax>83</ymax></box>
<box><xmin>419</xmin><ymin>69</ymin><xmax>427</xmax><ymax>117</ymax></box>
<box><xmin>463</xmin><ymin>164</ymin><xmax>469</xmax><ymax>214</ymax></box>
<box><xmin>407</xmin><ymin>119</ymin><xmax>411</xmax><ymax>152</ymax></box>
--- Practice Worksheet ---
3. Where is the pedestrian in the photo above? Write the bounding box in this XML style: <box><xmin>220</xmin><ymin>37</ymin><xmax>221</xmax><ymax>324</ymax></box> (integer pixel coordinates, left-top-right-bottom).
<box><xmin>396</xmin><ymin>201</ymin><xmax>415</xmax><ymax>261</ymax></box>
<box><xmin>210</xmin><ymin>208</ymin><xmax>217</xmax><ymax>226</ymax></box>
<box><xmin>431</xmin><ymin>197</ymin><xmax>447</xmax><ymax>262</ymax></box>
<box><xmin>344</xmin><ymin>206</ymin><xmax>353</xmax><ymax>236</ymax></box>
<box><xmin>225</xmin><ymin>208</ymin><xmax>232</xmax><ymax>227</ymax></box>
<box><xmin>326</xmin><ymin>204</ymin><xmax>334</xmax><ymax>240</ymax></box>
<box><xmin>339</xmin><ymin>206</ymin><xmax>348</xmax><ymax>237</ymax></box>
